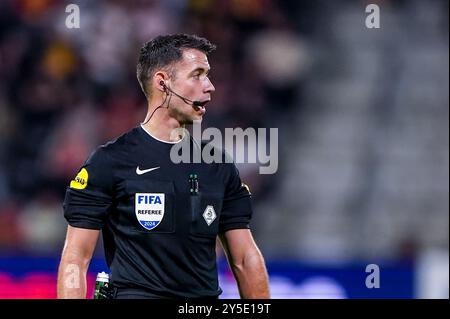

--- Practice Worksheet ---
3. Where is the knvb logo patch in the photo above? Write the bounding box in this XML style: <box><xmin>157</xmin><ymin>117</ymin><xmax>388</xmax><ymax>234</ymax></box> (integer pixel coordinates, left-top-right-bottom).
<box><xmin>135</xmin><ymin>193</ymin><xmax>165</xmax><ymax>230</ymax></box>
<box><xmin>203</xmin><ymin>205</ymin><xmax>216</xmax><ymax>226</ymax></box>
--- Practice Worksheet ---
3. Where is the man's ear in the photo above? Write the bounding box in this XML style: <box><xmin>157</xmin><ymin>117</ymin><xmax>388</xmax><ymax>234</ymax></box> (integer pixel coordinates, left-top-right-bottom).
<box><xmin>153</xmin><ymin>71</ymin><xmax>169</xmax><ymax>93</ymax></box>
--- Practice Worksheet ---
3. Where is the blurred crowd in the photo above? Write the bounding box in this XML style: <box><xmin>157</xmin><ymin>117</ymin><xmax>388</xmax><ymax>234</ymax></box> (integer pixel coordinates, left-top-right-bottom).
<box><xmin>0</xmin><ymin>0</ymin><xmax>312</xmax><ymax>254</ymax></box>
<box><xmin>0</xmin><ymin>0</ymin><xmax>447</xmax><ymax>264</ymax></box>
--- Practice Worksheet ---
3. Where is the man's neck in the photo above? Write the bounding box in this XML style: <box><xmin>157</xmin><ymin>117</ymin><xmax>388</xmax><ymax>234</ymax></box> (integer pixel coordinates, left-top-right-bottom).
<box><xmin>141</xmin><ymin>104</ymin><xmax>184</xmax><ymax>143</ymax></box>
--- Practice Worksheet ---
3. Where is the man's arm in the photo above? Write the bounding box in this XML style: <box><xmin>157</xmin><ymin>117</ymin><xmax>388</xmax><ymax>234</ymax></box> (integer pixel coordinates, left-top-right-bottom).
<box><xmin>219</xmin><ymin>229</ymin><xmax>270</xmax><ymax>298</ymax></box>
<box><xmin>57</xmin><ymin>225</ymin><xmax>100</xmax><ymax>299</ymax></box>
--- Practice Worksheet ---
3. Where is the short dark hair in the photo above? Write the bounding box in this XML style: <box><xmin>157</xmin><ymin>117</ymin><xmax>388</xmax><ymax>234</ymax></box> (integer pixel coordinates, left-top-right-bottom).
<box><xmin>136</xmin><ymin>34</ymin><xmax>216</xmax><ymax>98</ymax></box>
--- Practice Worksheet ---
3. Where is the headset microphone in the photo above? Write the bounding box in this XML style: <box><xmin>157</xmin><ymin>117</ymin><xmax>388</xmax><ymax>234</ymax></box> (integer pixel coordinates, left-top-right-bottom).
<box><xmin>160</xmin><ymin>81</ymin><xmax>203</xmax><ymax>111</ymax></box>
<box><xmin>142</xmin><ymin>81</ymin><xmax>204</xmax><ymax>125</ymax></box>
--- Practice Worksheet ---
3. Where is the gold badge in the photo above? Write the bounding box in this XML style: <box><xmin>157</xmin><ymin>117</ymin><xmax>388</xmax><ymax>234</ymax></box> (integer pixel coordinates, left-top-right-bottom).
<box><xmin>70</xmin><ymin>168</ymin><xmax>88</xmax><ymax>189</ymax></box>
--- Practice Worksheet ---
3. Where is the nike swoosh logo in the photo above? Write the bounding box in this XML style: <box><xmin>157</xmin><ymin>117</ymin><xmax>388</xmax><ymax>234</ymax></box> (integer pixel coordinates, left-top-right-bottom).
<box><xmin>136</xmin><ymin>166</ymin><xmax>160</xmax><ymax>175</ymax></box>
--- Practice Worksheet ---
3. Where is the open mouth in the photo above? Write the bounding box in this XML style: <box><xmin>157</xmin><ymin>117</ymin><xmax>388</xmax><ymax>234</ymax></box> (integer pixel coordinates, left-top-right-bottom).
<box><xmin>193</xmin><ymin>100</ymin><xmax>209</xmax><ymax>108</ymax></box>
<box><xmin>193</xmin><ymin>100</ymin><xmax>210</xmax><ymax>113</ymax></box>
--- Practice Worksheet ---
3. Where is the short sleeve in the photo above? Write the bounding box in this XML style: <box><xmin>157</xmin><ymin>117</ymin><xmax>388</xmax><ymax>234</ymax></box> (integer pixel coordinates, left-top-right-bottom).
<box><xmin>219</xmin><ymin>163</ymin><xmax>253</xmax><ymax>233</ymax></box>
<box><xmin>63</xmin><ymin>147</ymin><xmax>114</xmax><ymax>230</ymax></box>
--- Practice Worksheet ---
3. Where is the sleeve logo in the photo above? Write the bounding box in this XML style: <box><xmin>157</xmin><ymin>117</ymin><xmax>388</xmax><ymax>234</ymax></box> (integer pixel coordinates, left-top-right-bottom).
<box><xmin>70</xmin><ymin>168</ymin><xmax>89</xmax><ymax>189</ymax></box>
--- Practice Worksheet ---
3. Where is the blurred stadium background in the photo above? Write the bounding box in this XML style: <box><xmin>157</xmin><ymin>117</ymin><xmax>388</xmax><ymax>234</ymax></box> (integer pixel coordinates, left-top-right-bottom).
<box><xmin>0</xmin><ymin>0</ymin><xmax>448</xmax><ymax>298</ymax></box>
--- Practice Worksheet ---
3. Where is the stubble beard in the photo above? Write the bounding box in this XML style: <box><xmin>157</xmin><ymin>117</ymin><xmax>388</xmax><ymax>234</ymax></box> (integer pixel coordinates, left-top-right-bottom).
<box><xmin>168</xmin><ymin>102</ymin><xmax>202</xmax><ymax>126</ymax></box>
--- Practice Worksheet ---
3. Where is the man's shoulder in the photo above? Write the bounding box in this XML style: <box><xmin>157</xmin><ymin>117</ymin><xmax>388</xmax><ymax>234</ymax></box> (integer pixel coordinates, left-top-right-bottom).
<box><xmin>105</xmin><ymin>126</ymin><xmax>141</xmax><ymax>149</ymax></box>
<box><xmin>89</xmin><ymin>127</ymin><xmax>141</xmax><ymax>164</ymax></box>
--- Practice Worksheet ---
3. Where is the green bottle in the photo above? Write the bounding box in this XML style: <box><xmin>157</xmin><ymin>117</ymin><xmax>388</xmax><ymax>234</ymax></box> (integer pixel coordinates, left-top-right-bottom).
<box><xmin>93</xmin><ymin>272</ymin><xmax>110</xmax><ymax>299</ymax></box>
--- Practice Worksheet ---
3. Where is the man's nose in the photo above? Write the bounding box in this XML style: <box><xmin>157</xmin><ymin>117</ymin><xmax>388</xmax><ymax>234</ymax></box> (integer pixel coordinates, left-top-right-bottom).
<box><xmin>204</xmin><ymin>77</ymin><xmax>215</xmax><ymax>93</ymax></box>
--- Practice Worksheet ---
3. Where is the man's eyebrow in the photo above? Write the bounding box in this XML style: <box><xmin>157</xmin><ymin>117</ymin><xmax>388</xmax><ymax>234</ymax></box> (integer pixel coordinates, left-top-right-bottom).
<box><xmin>190</xmin><ymin>67</ymin><xmax>210</xmax><ymax>75</ymax></box>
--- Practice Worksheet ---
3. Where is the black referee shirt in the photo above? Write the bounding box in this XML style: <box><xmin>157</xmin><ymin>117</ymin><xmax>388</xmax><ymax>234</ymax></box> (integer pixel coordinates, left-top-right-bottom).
<box><xmin>63</xmin><ymin>125</ymin><xmax>253</xmax><ymax>298</ymax></box>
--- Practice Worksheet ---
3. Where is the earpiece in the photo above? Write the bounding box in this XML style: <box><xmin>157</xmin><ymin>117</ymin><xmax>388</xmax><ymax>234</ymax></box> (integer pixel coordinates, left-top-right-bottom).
<box><xmin>160</xmin><ymin>80</ymin><xmax>165</xmax><ymax>88</ymax></box>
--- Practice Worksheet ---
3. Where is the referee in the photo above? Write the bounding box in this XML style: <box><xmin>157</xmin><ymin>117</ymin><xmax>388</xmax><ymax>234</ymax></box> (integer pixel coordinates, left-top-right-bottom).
<box><xmin>57</xmin><ymin>34</ymin><xmax>270</xmax><ymax>299</ymax></box>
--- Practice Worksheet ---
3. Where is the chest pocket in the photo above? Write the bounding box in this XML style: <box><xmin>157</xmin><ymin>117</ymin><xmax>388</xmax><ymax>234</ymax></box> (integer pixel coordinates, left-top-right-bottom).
<box><xmin>190</xmin><ymin>191</ymin><xmax>223</xmax><ymax>238</ymax></box>
<box><xmin>125</xmin><ymin>179</ymin><xmax>175</xmax><ymax>234</ymax></box>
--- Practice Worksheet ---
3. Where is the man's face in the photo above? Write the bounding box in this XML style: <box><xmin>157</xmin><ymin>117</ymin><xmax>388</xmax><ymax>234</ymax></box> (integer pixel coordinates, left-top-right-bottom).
<box><xmin>167</xmin><ymin>48</ymin><xmax>215</xmax><ymax>124</ymax></box>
